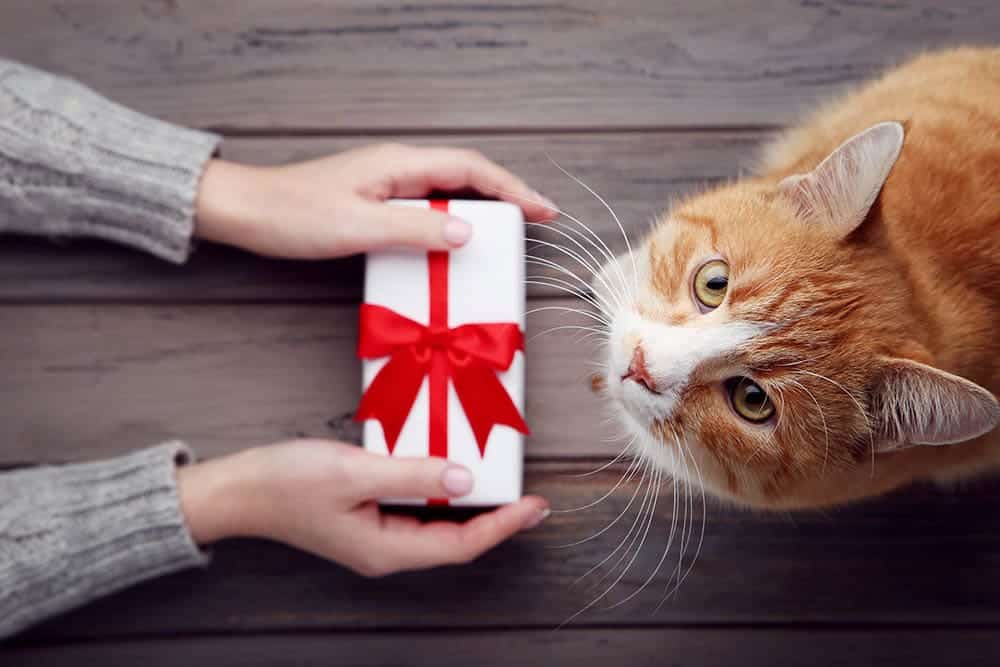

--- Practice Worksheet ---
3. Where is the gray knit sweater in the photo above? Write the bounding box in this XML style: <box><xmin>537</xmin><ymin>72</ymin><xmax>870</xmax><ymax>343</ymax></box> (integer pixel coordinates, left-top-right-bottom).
<box><xmin>0</xmin><ymin>60</ymin><xmax>220</xmax><ymax>638</ymax></box>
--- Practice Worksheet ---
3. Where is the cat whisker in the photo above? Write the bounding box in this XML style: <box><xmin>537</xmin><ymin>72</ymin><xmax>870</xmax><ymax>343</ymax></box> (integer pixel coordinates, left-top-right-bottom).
<box><xmin>573</xmin><ymin>459</ymin><xmax>650</xmax><ymax>580</ymax></box>
<box><xmin>491</xmin><ymin>178</ymin><xmax>633</xmax><ymax>306</ymax></box>
<box><xmin>604</xmin><ymin>470</ymin><xmax>676</xmax><ymax>610</ymax></box>
<box><xmin>546</xmin><ymin>154</ymin><xmax>639</xmax><ymax>296</ymax></box>
<box><xmin>547</xmin><ymin>218</ymin><xmax>629</xmax><ymax>298</ymax></box>
<box><xmin>552</xmin><ymin>453</ymin><xmax>643</xmax><ymax>514</ymax></box>
<box><xmin>787</xmin><ymin>378</ymin><xmax>830</xmax><ymax>475</ymax></box>
<box><xmin>525</xmin><ymin>305</ymin><xmax>610</xmax><ymax>327</ymax></box>
<box><xmin>560</xmin><ymin>460</ymin><xmax>657</xmax><ymax>627</ymax></box>
<box><xmin>569</xmin><ymin>437</ymin><xmax>636</xmax><ymax>478</ymax></box>
<box><xmin>525</xmin><ymin>237</ymin><xmax>609</xmax><ymax>296</ymax></box>
<box><xmin>527</xmin><ymin>325</ymin><xmax>609</xmax><ymax>344</ymax></box>
<box><xmin>794</xmin><ymin>369</ymin><xmax>876</xmax><ymax>477</ymax></box>
<box><xmin>480</xmin><ymin>181</ymin><xmax>632</xmax><ymax>306</ymax></box>
<box><xmin>667</xmin><ymin>444</ymin><xmax>690</xmax><ymax>597</ymax></box>
<box><xmin>593</xmin><ymin>465</ymin><xmax>662</xmax><ymax>609</ymax></box>
<box><xmin>526</xmin><ymin>222</ymin><xmax>628</xmax><ymax>311</ymax></box>
<box><xmin>590</xmin><ymin>461</ymin><xmax>659</xmax><ymax>589</ymax></box>
<box><xmin>659</xmin><ymin>433</ymin><xmax>706</xmax><ymax>607</ymax></box>
<box><xmin>524</xmin><ymin>276</ymin><xmax>615</xmax><ymax>316</ymax></box>
<box><xmin>546</xmin><ymin>219</ymin><xmax>631</xmax><ymax>310</ymax></box>
<box><xmin>572</xmin><ymin>330</ymin><xmax>612</xmax><ymax>346</ymax></box>
<box><xmin>524</xmin><ymin>256</ymin><xmax>602</xmax><ymax>296</ymax></box>
<box><xmin>549</xmin><ymin>454</ymin><xmax>648</xmax><ymax>551</ymax></box>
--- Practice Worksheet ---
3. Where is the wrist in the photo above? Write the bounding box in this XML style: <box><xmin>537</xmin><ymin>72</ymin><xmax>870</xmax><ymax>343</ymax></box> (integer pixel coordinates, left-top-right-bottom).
<box><xmin>176</xmin><ymin>449</ymin><xmax>265</xmax><ymax>545</ymax></box>
<box><xmin>194</xmin><ymin>159</ymin><xmax>272</xmax><ymax>250</ymax></box>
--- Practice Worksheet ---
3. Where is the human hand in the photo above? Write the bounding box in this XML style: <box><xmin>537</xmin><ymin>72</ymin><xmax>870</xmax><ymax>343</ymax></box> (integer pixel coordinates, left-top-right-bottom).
<box><xmin>176</xmin><ymin>440</ymin><xmax>550</xmax><ymax>576</ymax></box>
<box><xmin>194</xmin><ymin>143</ymin><xmax>556</xmax><ymax>259</ymax></box>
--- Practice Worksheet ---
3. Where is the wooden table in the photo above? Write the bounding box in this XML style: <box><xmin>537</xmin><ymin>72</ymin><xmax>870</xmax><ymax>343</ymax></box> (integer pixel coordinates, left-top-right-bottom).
<box><xmin>3</xmin><ymin>2</ymin><xmax>1000</xmax><ymax>664</ymax></box>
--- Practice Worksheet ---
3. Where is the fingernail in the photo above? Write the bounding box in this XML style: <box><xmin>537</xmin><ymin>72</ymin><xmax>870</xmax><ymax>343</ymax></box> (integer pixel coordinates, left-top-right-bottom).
<box><xmin>443</xmin><ymin>217</ymin><xmax>472</xmax><ymax>247</ymax></box>
<box><xmin>442</xmin><ymin>465</ymin><xmax>475</xmax><ymax>496</ymax></box>
<box><xmin>534</xmin><ymin>192</ymin><xmax>557</xmax><ymax>211</ymax></box>
<box><xmin>524</xmin><ymin>507</ymin><xmax>551</xmax><ymax>530</ymax></box>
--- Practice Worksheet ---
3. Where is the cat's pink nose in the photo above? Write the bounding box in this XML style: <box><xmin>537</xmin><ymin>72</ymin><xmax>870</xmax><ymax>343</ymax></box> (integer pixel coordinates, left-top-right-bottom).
<box><xmin>623</xmin><ymin>345</ymin><xmax>658</xmax><ymax>393</ymax></box>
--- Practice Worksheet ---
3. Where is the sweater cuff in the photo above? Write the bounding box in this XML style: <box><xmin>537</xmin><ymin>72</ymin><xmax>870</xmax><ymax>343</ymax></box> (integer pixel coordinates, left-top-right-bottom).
<box><xmin>0</xmin><ymin>61</ymin><xmax>221</xmax><ymax>263</ymax></box>
<box><xmin>0</xmin><ymin>442</ymin><xmax>209</xmax><ymax>638</ymax></box>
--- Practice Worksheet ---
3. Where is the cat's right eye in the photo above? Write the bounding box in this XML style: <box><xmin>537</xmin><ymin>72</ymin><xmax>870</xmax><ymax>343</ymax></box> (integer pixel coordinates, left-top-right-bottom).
<box><xmin>726</xmin><ymin>377</ymin><xmax>775</xmax><ymax>423</ymax></box>
<box><xmin>693</xmin><ymin>259</ymin><xmax>729</xmax><ymax>310</ymax></box>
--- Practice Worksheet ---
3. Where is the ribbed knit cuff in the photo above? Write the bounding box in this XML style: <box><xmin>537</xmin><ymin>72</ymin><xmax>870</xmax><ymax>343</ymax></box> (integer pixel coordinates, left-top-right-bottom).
<box><xmin>0</xmin><ymin>442</ymin><xmax>209</xmax><ymax>639</ymax></box>
<box><xmin>0</xmin><ymin>60</ymin><xmax>221</xmax><ymax>263</ymax></box>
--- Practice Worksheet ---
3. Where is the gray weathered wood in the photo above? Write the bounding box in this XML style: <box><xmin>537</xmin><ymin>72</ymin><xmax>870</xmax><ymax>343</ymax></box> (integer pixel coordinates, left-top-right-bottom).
<box><xmin>0</xmin><ymin>130</ymin><xmax>764</xmax><ymax>303</ymax></box>
<box><xmin>0</xmin><ymin>301</ymin><xmax>615</xmax><ymax>463</ymax></box>
<box><xmin>15</xmin><ymin>462</ymin><xmax>1000</xmax><ymax>640</ymax></box>
<box><xmin>0</xmin><ymin>1</ymin><xmax>994</xmax><ymax>131</ymax></box>
<box><xmin>8</xmin><ymin>628</ymin><xmax>1000</xmax><ymax>666</ymax></box>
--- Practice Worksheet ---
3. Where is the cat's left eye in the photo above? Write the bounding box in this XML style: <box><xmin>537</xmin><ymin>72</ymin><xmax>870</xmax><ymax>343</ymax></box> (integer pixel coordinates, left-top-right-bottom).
<box><xmin>726</xmin><ymin>377</ymin><xmax>775</xmax><ymax>423</ymax></box>
<box><xmin>693</xmin><ymin>259</ymin><xmax>729</xmax><ymax>310</ymax></box>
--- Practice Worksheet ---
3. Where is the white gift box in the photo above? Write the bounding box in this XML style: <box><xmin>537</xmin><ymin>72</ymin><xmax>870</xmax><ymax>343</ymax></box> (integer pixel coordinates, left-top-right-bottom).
<box><xmin>358</xmin><ymin>199</ymin><xmax>527</xmax><ymax>506</ymax></box>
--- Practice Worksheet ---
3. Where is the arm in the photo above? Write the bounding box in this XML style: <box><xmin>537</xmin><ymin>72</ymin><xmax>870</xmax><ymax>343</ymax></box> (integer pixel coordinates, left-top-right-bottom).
<box><xmin>0</xmin><ymin>59</ymin><xmax>219</xmax><ymax>262</ymax></box>
<box><xmin>0</xmin><ymin>443</ymin><xmax>207</xmax><ymax>638</ymax></box>
<box><xmin>0</xmin><ymin>440</ymin><xmax>548</xmax><ymax>639</ymax></box>
<box><xmin>0</xmin><ymin>60</ymin><xmax>553</xmax><ymax>263</ymax></box>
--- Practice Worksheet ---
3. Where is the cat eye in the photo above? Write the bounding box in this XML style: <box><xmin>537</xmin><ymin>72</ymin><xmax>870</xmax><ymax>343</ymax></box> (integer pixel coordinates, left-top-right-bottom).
<box><xmin>693</xmin><ymin>260</ymin><xmax>729</xmax><ymax>310</ymax></box>
<box><xmin>726</xmin><ymin>377</ymin><xmax>775</xmax><ymax>423</ymax></box>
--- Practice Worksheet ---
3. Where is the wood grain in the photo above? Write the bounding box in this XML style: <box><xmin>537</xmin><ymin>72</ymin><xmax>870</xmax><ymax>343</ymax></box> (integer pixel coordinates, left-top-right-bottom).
<box><xmin>0</xmin><ymin>302</ymin><xmax>616</xmax><ymax>463</ymax></box>
<box><xmin>8</xmin><ymin>628</ymin><xmax>1000</xmax><ymax>667</ymax></box>
<box><xmin>15</xmin><ymin>461</ymin><xmax>1000</xmax><ymax>641</ymax></box>
<box><xmin>0</xmin><ymin>130</ymin><xmax>764</xmax><ymax>303</ymax></box>
<box><xmin>0</xmin><ymin>1</ymin><xmax>994</xmax><ymax>131</ymax></box>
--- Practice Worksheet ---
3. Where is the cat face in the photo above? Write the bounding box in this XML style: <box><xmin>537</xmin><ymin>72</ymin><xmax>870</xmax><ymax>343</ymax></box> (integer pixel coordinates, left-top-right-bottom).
<box><xmin>595</xmin><ymin>123</ymin><xmax>999</xmax><ymax>509</ymax></box>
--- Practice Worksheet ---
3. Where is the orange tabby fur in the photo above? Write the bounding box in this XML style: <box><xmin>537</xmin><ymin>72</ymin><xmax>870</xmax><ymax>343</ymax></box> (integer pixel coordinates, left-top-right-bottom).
<box><xmin>603</xmin><ymin>48</ymin><xmax>1000</xmax><ymax>509</ymax></box>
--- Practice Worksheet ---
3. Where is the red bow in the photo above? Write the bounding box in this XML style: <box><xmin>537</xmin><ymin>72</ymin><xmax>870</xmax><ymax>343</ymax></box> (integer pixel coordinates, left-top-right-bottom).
<box><xmin>354</xmin><ymin>303</ymin><xmax>528</xmax><ymax>455</ymax></box>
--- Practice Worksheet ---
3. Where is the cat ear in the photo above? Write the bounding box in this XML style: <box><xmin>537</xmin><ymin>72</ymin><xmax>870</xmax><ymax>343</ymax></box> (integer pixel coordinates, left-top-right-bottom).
<box><xmin>778</xmin><ymin>121</ymin><xmax>904</xmax><ymax>238</ymax></box>
<box><xmin>871</xmin><ymin>357</ymin><xmax>1000</xmax><ymax>451</ymax></box>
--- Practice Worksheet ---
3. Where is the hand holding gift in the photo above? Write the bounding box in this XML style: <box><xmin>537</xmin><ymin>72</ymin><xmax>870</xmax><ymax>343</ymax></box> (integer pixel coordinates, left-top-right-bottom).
<box><xmin>195</xmin><ymin>142</ymin><xmax>555</xmax><ymax>257</ymax></box>
<box><xmin>178</xmin><ymin>440</ymin><xmax>549</xmax><ymax>576</ymax></box>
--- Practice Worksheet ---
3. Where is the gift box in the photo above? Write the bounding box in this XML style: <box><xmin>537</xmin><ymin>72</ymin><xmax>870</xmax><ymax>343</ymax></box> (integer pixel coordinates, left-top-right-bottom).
<box><xmin>355</xmin><ymin>199</ymin><xmax>529</xmax><ymax>506</ymax></box>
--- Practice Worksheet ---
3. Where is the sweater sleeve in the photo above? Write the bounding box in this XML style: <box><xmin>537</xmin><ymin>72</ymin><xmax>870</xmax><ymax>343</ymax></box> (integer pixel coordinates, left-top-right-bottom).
<box><xmin>0</xmin><ymin>443</ymin><xmax>210</xmax><ymax>639</ymax></box>
<box><xmin>0</xmin><ymin>59</ymin><xmax>221</xmax><ymax>263</ymax></box>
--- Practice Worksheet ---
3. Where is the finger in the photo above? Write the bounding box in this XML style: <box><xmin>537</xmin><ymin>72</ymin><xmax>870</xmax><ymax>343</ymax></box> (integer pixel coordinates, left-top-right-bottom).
<box><xmin>374</xmin><ymin>496</ymin><xmax>550</xmax><ymax>573</ymax></box>
<box><xmin>393</xmin><ymin>147</ymin><xmax>558</xmax><ymax>222</ymax></box>
<box><xmin>355</xmin><ymin>451</ymin><xmax>476</xmax><ymax>499</ymax></box>
<box><xmin>357</xmin><ymin>202</ymin><xmax>474</xmax><ymax>251</ymax></box>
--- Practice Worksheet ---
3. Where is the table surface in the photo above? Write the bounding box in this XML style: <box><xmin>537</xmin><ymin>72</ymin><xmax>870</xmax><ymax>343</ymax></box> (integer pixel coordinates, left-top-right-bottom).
<box><xmin>3</xmin><ymin>2</ymin><xmax>1000</xmax><ymax>665</ymax></box>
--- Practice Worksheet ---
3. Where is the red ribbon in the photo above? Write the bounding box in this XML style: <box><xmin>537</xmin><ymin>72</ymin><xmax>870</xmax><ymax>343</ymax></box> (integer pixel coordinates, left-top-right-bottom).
<box><xmin>354</xmin><ymin>200</ymin><xmax>529</xmax><ymax>473</ymax></box>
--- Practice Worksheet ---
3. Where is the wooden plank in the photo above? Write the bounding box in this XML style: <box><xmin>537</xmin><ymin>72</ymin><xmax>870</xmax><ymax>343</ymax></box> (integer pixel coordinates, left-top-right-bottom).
<box><xmin>0</xmin><ymin>130</ymin><xmax>763</xmax><ymax>303</ymax></box>
<box><xmin>0</xmin><ymin>2</ymin><xmax>995</xmax><ymax>131</ymax></box>
<box><xmin>15</xmin><ymin>461</ymin><xmax>1000</xmax><ymax>641</ymax></box>
<box><xmin>0</xmin><ymin>302</ymin><xmax>615</xmax><ymax>463</ymax></box>
<box><xmin>8</xmin><ymin>628</ymin><xmax>1000</xmax><ymax>667</ymax></box>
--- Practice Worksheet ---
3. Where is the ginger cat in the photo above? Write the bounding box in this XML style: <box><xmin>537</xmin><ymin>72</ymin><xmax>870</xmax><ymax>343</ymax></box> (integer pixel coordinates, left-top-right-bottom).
<box><xmin>595</xmin><ymin>47</ymin><xmax>1000</xmax><ymax>509</ymax></box>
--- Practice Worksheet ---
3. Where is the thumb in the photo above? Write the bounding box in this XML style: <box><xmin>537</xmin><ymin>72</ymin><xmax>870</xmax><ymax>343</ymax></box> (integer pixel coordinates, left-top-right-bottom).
<box><xmin>359</xmin><ymin>203</ymin><xmax>473</xmax><ymax>251</ymax></box>
<box><xmin>357</xmin><ymin>452</ymin><xmax>475</xmax><ymax>499</ymax></box>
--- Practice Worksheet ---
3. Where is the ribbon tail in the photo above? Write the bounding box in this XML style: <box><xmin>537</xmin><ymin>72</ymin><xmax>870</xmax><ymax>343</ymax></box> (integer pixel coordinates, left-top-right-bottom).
<box><xmin>354</xmin><ymin>354</ymin><xmax>427</xmax><ymax>453</ymax></box>
<box><xmin>451</xmin><ymin>362</ymin><xmax>530</xmax><ymax>456</ymax></box>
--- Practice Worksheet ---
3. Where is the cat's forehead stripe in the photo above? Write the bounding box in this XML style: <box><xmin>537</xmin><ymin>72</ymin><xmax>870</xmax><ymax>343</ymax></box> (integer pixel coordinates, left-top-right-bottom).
<box><xmin>674</xmin><ymin>213</ymin><xmax>719</xmax><ymax>241</ymax></box>
<box><xmin>649</xmin><ymin>222</ymin><xmax>715</xmax><ymax>301</ymax></box>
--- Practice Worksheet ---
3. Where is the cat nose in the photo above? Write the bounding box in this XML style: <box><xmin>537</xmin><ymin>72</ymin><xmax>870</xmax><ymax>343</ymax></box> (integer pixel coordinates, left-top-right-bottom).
<box><xmin>623</xmin><ymin>344</ymin><xmax>659</xmax><ymax>393</ymax></box>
